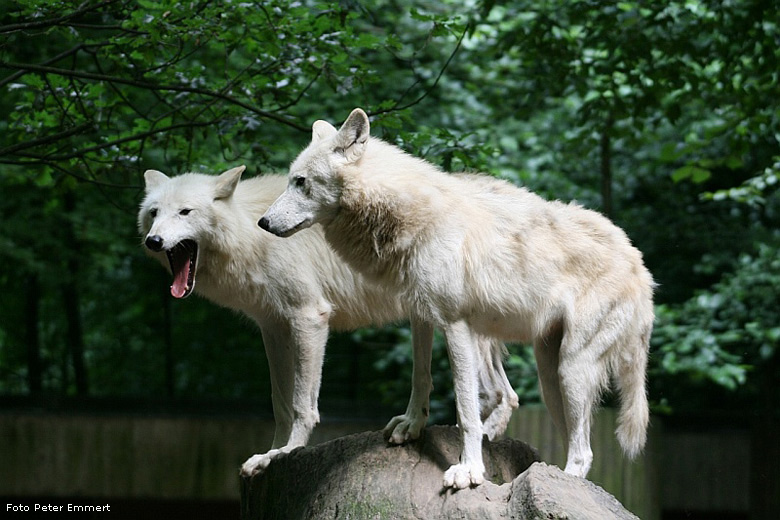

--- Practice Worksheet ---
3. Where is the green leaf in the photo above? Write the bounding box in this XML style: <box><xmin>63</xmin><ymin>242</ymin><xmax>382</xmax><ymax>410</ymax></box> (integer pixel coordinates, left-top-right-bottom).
<box><xmin>659</xmin><ymin>142</ymin><xmax>684</xmax><ymax>162</ymax></box>
<box><xmin>23</xmin><ymin>74</ymin><xmax>45</xmax><ymax>89</ymax></box>
<box><xmin>672</xmin><ymin>165</ymin><xmax>711</xmax><ymax>183</ymax></box>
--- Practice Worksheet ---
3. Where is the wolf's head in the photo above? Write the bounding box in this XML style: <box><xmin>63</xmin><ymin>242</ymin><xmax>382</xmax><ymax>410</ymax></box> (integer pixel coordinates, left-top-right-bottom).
<box><xmin>138</xmin><ymin>166</ymin><xmax>244</xmax><ymax>298</ymax></box>
<box><xmin>258</xmin><ymin>108</ymin><xmax>370</xmax><ymax>237</ymax></box>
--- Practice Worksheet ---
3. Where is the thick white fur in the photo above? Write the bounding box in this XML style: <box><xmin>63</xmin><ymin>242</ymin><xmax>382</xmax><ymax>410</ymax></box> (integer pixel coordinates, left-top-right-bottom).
<box><xmin>260</xmin><ymin>109</ymin><xmax>655</xmax><ymax>488</ymax></box>
<box><xmin>137</xmin><ymin>166</ymin><xmax>518</xmax><ymax>478</ymax></box>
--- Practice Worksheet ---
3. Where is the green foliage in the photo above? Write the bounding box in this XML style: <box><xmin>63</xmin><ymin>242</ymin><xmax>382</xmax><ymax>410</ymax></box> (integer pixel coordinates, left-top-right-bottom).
<box><xmin>395</xmin><ymin>127</ymin><xmax>498</xmax><ymax>173</ymax></box>
<box><xmin>650</xmin><ymin>241</ymin><xmax>780</xmax><ymax>412</ymax></box>
<box><xmin>0</xmin><ymin>0</ymin><xmax>464</xmax><ymax>184</ymax></box>
<box><xmin>704</xmin><ymin>157</ymin><xmax>780</xmax><ymax>206</ymax></box>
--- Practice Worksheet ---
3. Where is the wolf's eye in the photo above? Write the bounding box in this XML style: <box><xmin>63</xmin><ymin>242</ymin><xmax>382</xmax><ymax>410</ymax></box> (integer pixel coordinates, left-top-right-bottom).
<box><xmin>293</xmin><ymin>176</ymin><xmax>306</xmax><ymax>188</ymax></box>
<box><xmin>150</xmin><ymin>208</ymin><xmax>158</xmax><ymax>218</ymax></box>
<box><xmin>179</xmin><ymin>208</ymin><xmax>192</xmax><ymax>216</ymax></box>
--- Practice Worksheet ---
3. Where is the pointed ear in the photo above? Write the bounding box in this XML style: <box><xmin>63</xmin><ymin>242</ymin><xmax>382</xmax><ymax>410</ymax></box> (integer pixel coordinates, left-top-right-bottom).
<box><xmin>214</xmin><ymin>165</ymin><xmax>245</xmax><ymax>200</ymax></box>
<box><xmin>312</xmin><ymin>120</ymin><xmax>338</xmax><ymax>142</ymax></box>
<box><xmin>144</xmin><ymin>170</ymin><xmax>169</xmax><ymax>191</ymax></box>
<box><xmin>333</xmin><ymin>108</ymin><xmax>370</xmax><ymax>163</ymax></box>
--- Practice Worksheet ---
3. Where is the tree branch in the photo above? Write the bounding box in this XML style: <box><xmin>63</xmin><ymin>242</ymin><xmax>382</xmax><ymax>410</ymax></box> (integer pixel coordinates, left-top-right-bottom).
<box><xmin>0</xmin><ymin>123</ymin><xmax>93</xmax><ymax>156</ymax></box>
<box><xmin>0</xmin><ymin>0</ymin><xmax>117</xmax><ymax>34</ymax></box>
<box><xmin>0</xmin><ymin>61</ymin><xmax>308</xmax><ymax>131</ymax></box>
<box><xmin>8</xmin><ymin>120</ymin><xmax>220</xmax><ymax>162</ymax></box>
<box><xmin>0</xmin><ymin>43</ymin><xmax>110</xmax><ymax>89</ymax></box>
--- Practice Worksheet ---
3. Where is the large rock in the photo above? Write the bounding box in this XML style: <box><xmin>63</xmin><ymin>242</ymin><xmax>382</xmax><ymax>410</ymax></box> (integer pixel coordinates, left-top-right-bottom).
<box><xmin>240</xmin><ymin>425</ymin><xmax>638</xmax><ymax>519</ymax></box>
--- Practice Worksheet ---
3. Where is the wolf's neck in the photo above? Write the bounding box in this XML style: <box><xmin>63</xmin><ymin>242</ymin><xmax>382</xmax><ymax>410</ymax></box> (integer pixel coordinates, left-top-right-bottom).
<box><xmin>202</xmin><ymin>199</ymin><xmax>265</xmax><ymax>279</ymax></box>
<box><xmin>325</xmin><ymin>175</ymin><xmax>421</xmax><ymax>286</ymax></box>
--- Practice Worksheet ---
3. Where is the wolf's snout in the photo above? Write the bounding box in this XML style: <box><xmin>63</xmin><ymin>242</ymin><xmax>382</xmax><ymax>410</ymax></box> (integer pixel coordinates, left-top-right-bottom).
<box><xmin>145</xmin><ymin>235</ymin><xmax>164</xmax><ymax>252</ymax></box>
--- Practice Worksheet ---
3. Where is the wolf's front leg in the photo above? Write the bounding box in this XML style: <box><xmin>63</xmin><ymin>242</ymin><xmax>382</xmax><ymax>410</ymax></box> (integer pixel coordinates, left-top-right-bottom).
<box><xmin>241</xmin><ymin>325</ymin><xmax>299</xmax><ymax>477</ymax></box>
<box><xmin>285</xmin><ymin>305</ymin><xmax>329</xmax><ymax>447</ymax></box>
<box><xmin>384</xmin><ymin>317</ymin><xmax>434</xmax><ymax>444</ymax></box>
<box><xmin>442</xmin><ymin>321</ymin><xmax>485</xmax><ymax>489</ymax></box>
<box><xmin>240</xmin><ymin>310</ymin><xmax>329</xmax><ymax>477</ymax></box>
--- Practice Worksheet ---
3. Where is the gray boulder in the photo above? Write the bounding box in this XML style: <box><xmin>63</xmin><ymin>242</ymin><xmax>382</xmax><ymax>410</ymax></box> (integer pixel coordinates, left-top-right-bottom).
<box><xmin>240</xmin><ymin>425</ymin><xmax>638</xmax><ymax>519</ymax></box>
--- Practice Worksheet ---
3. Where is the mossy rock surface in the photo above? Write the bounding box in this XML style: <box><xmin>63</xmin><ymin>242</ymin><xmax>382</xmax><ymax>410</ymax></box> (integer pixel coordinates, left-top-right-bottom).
<box><xmin>240</xmin><ymin>425</ymin><xmax>637</xmax><ymax>520</ymax></box>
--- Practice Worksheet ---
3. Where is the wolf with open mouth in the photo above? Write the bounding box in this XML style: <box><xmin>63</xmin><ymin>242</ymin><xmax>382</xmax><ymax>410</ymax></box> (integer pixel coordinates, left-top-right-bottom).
<box><xmin>144</xmin><ymin>235</ymin><xmax>198</xmax><ymax>298</ymax></box>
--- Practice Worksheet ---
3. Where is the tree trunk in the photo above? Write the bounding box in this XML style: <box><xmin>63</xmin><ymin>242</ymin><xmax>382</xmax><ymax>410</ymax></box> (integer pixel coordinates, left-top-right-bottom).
<box><xmin>600</xmin><ymin>117</ymin><xmax>613</xmax><ymax>219</ymax></box>
<box><xmin>62</xmin><ymin>190</ymin><xmax>89</xmax><ymax>396</ymax></box>
<box><xmin>163</xmin><ymin>285</ymin><xmax>175</xmax><ymax>397</ymax></box>
<box><xmin>25</xmin><ymin>273</ymin><xmax>42</xmax><ymax>395</ymax></box>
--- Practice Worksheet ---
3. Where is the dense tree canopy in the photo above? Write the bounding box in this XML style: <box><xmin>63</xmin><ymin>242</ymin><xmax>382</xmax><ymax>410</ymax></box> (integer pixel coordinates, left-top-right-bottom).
<box><xmin>0</xmin><ymin>0</ymin><xmax>777</xmax><ymax>421</ymax></box>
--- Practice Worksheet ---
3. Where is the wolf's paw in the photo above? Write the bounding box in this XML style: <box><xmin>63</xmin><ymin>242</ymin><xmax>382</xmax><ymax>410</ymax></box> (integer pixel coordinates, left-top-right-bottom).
<box><xmin>239</xmin><ymin>448</ymin><xmax>284</xmax><ymax>477</ymax></box>
<box><xmin>443</xmin><ymin>462</ymin><xmax>485</xmax><ymax>489</ymax></box>
<box><xmin>383</xmin><ymin>413</ymin><xmax>426</xmax><ymax>445</ymax></box>
<box><xmin>563</xmin><ymin>452</ymin><xmax>592</xmax><ymax>479</ymax></box>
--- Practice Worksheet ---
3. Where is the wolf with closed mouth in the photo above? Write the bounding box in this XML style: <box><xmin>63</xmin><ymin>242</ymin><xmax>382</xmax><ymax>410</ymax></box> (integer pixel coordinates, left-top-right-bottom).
<box><xmin>137</xmin><ymin>166</ymin><xmax>519</xmax><ymax>477</ymax></box>
<box><xmin>259</xmin><ymin>109</ymin><xmax>655</xmax><ymax>489</ymax></box>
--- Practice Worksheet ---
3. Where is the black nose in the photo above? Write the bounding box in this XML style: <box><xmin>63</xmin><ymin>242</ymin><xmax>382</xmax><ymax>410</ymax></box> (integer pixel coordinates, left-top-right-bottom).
<box><xmin>145</xmin><ymin>235</ymin><xmax>164</xmax><ymax>252</ymax></box>
<box><xmin>258</xmin><ymin>217</ymin><xmax>270</xmax><ymax>232</ymax></box>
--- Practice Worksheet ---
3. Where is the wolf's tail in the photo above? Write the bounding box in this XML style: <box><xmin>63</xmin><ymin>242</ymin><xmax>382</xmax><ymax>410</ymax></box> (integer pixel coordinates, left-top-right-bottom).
<box><xmin>614</xmin><ymin>321</ymin><xmax>652</xmax><ymax>459</ymax></box>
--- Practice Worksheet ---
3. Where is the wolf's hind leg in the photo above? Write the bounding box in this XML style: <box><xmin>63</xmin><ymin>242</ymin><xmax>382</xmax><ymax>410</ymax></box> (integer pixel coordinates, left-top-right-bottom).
<box><xmin>533</xmin><ymin>324</ymin><xmax>568</xmax><ymax>450</ymax></box>
<box><xmin>559</xmin><ymin>349</ymin><xmax>602</xmax><ymax>478</ymax></box>
<box><xmin>558</xmin><ymin>307</ymin><xmax>626</xmax><ymax>478</ymax></box>
<box><xmin>479</xmin><ymin>338</ymin><xmax>518</xmax><ymax>440</ymax></box>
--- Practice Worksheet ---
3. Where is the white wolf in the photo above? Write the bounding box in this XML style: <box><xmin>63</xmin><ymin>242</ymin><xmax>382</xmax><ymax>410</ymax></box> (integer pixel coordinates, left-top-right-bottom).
<box><xmin>137</xmin><ymin>166</ymin><xmax>518</xmax><ymax>477</ymax></box>
<box><xmin>259</xmin><ymin>109</ymin><xmax>655</xmax><ymax>489</ymax></box>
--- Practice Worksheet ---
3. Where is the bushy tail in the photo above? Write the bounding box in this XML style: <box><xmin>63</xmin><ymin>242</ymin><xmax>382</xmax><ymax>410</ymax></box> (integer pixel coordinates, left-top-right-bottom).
<box><xmin>614</xmin><ymin>327</ymin><xmax>651</xmax><ymax>459</ymax></box>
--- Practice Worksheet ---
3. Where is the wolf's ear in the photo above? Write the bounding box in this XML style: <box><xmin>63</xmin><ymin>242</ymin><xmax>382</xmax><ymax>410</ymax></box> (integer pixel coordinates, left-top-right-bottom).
<box><xmin>333</xmin><ymin>108</ymin><xmax>369</xmax><ymax>163</ymax></box>
<box><xmin>144</xmin><ymin>170</ymin><xmax>169</xmax><ymax>191</ymax></box>
<box><xmin>312</xmin><ymin>120</ymin><xmax>338</xmax><ymax>142</ymax></box>
<box><xmin>214</xmin><ymin>165</ymin><xmax>245</xmax><ymax>200</ymax></box>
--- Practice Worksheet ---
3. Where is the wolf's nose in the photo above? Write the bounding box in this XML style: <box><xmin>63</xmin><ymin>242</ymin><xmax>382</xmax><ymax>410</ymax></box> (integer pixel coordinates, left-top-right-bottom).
<box><xmin>258</xmin><ymin>217</ymin><xmax>270</xmax><ymax>232</ymax></box>
<box><xmin>145</xmin><ymin>235</ymin><xmax>164</xmax><ymax>252</ymax></box>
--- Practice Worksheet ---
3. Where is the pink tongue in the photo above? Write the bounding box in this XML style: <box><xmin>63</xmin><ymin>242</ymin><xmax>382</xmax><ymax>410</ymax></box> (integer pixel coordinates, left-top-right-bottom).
<box><xmin>171</xmin><ymin>272</ymin><xmax>188</xmax><ymax>298</ymax></box>
<box><xmin>169</xmin><ymin>249</ymin><xmax>191</xmax><ymax>298</ymax></box>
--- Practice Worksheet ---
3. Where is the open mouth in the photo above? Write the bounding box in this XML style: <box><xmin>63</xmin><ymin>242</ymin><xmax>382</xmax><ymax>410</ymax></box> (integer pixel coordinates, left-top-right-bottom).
<box><xmin>166</xmin><ymin>240</ymin><xmax>198</xmax><ymax>298</ymax></box>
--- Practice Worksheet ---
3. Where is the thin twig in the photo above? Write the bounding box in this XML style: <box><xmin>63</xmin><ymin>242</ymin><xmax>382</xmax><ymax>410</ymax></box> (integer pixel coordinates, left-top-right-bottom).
<box><xmin>372</xmin><ymin>24</ymin><xmax>469</xmax><ymax>117</ymax></box>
